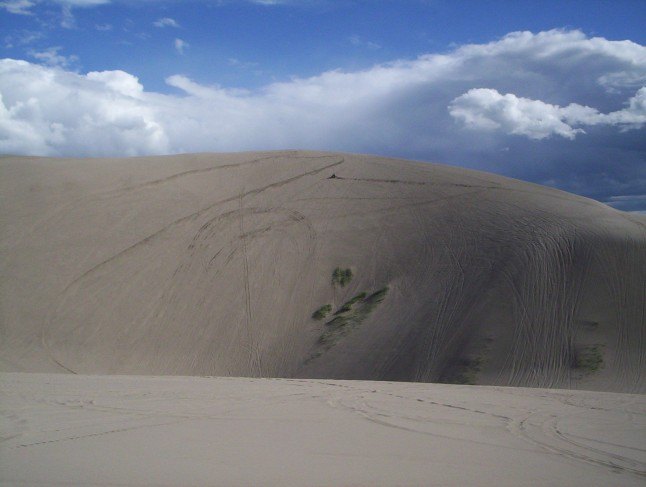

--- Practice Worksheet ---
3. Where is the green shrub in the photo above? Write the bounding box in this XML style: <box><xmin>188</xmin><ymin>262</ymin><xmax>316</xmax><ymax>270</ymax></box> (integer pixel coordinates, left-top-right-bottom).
<box><xmin>334</xmin><ymin>292</ymin><xmax>367</xmax><ymax>314</ymax></box>
<box><xmin>454</xmin><ymin>357</ymin><xmax>483</xmax><ymax>385</ymax></box>
<box><xmin>312</xmin><ymin>304</ymin><xmax>332</xmax><ymax>320</ymax></box>
<box><xmin>332</xmin><ymin>267</ymin><xmax>353</xmax><ymax>287</ymax></box>
<box><xmin>316</xmin><ymin>287</ymin><xmax>389</xmax><ymax>351</ymax></box>
<box><xmin>349</xmin><ymin>291</ymin><xmax>367</xmax><ymax>303</ymax></box>
<box><xmin>440</xmin><ymin>355</ymin><xmax>483</xmax><ymax>385</ymax></box>
<box><xmin>307</xmin><ymin>270</ymin><xmax>391</xmax><ymax>364</ymax></box>
<box><xmin>362</xmin><ymin>287</ymin><xmax>389</xmax><ymax>314</ymax></box>
<box><xmin>575</xmin><ymin>345</ymin><xmax>604</xmax><ymax>372</ymax></box>
<box><xmin>366</xmin><ymin>287</ymin><xmax>389</xmax><ymax>304</ymax></box>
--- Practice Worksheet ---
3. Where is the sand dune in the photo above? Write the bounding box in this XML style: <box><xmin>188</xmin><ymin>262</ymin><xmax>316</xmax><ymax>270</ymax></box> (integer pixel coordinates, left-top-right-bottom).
<box><xmin>1</xmin><ymin>151</ymin><xmax>644</xmax><ymax>391</ymax></box>
<box><xmin>1</xmin><ymin>151</ymin><xmax>645</xmax><ymax>485</ymax></box>
<box><xmin>1</xmin><ymin>373</ymin><xmax>644</xmax><ymax>486</ymax></box>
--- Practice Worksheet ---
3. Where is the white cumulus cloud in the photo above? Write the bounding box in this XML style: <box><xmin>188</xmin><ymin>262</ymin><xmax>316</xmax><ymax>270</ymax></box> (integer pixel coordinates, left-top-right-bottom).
<box><xmin>0</xmin><ymin>59</ymin><xmax>167</xmax><ymax>156</ymax></box>
<box><xmin>449</xmin><ymin>87</ymin><xmax>646</xmax><ymax>140</ymax></box>
<box><xmin>86</xmin><ymin>69</ymin><xmax>144</xmax><ymax>98</ymax></box>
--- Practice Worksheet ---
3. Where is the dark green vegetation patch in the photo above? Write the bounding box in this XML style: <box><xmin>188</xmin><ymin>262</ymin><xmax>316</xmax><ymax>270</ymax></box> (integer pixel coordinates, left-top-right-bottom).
<box><xmin>308</xmin><ymin>270</ymin><xmax>390</xmax><ymax>363</ymax></box>
<box><xmin>446</xmin><ymin>357</ymin><xmax>483</xmax><ymax>385</ymax></box>
<box><xmin>332</xmin><ymin>267</ymin><xmax>353</xmax><ymax>287</ymax></box>
<box><xmin>318</xmin><ymin>286</ymin><xmax>389</xmax><ymax>349</ymax></box>
<box><xmin>312</xmin><ymin>304</ymin><xmax>332</xmax><ymax>320</ymax></box>
<box><xmin>334</xmin><ymin>292</ymin><xmax>367</xmax><ymax>314</ymax></box>
<box><xmin>575</xmin><ymin>345</ymin><xmax>604</xmax><ymax>373</ymax></box>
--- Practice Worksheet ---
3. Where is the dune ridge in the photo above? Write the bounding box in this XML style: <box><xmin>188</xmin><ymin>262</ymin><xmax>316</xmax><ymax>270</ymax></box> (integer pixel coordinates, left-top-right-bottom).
<box><xmin>1</xmin><ymin>151</ymin><xmax>644</xmax><ymax>392</ymax></box>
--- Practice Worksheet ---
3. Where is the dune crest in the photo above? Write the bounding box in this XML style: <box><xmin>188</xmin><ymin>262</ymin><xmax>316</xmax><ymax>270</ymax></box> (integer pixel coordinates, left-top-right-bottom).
<box><xmin>1</xmin><ymin>151</ymin><xmax>644</xmax><ymax>392</ymax></box>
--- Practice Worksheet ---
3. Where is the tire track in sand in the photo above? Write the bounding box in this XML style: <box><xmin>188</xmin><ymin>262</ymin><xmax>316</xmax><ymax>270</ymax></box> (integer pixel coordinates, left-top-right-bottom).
<box><xmin>42</xmin><ymin>158</ymin><xmax>343</xmax><ymax>374</ymax></box>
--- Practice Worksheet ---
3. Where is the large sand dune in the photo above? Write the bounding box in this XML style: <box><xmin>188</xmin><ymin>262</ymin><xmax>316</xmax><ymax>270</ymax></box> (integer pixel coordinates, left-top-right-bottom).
<box><xmin>1</xmin><ymin>151</ymin><xmax>644</xmax><ymax>392</ymax></box>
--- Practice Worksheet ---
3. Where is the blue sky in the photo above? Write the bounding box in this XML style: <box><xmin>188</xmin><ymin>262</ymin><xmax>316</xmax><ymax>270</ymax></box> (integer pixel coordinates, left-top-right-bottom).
<box><xmin>1</xmin><ymin>0</ymin><xmax>645</xmax><ymax>209</ymax></box>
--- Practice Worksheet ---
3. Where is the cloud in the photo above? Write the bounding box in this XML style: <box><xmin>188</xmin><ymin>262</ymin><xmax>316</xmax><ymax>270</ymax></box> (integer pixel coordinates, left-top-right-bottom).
<box><xmin>605</xmin><ymin>194</ymin><xmax>646</xmax><ymax>211</ymax></box>
<box><xmin>53</xmin><ymin>0</ymin><xmax>109</xmax><ymax>4</ymax></box>
<box><xmin>228</xmin><ymin>57</ymin><xmax>258</xmax><ymax>68</ymax></box>
<box><xmin>51</xmin><ymin>0</ymin><xmax>109</xmax><ymax>5</ymax></box>
<box><xmin>449</xmin><ymin>87</ymin><xmax>646</xmax><ymax>140</ymax></box>
<box><xmin>0</xmin><ymin>59</ymin><xmax>166</xmax><ymax>156</ymax></box>
<box><xmin>60</xmin><ymin>4</ymin><xmax>75</xmax><ymax>28</ymax></box>
<box><xmin>1</xmin><ymin>0</ymin><xmax>301</xmax><ymax>14</ymax></box>
<box><xmin>244</xmin><ymin>0</ymin><xmax>323</xmax><ymax>6</ymax></box>
<box><xmin>50</xmin><ymin>1</ymin><xmax>111</xmax><ymax>29</ymax></box>
<box><xmin>28</xmin><ymin>46</ymin><xmax>78</xmax><ymax>67</ymax></box>
<box><xmin>1</xmin><ymin>0</ymin><xmax>109</xmax><ymax>17</ymax></box>
<box><xmin>86</xmin><ymin>69</ymin><xmax>144</xmax><ymax>98</ymax></box>
<box><xmin>249</xmin><ymin>0</ymin><xmax>297</xmax><ymax>4</ymax></box>
<box><xmin>4</xmin><ymin>30</ymin><xmax>44</xmax><ymax>48</ymax></box>
<box><xmin>174</xmin><ymin>38</ymin><xmax>188</xmax><ymax>55</ymax></box>
<box><xmin>0</xmin><ymin>0</ymin><xmax>35</xmax><ymax>14</ymax></box>
<box><xmin>0</xmin><ymin>29</ymin><xmax>644</xmax><ymax>207</ymax></box>
<box><xmin>154</xmin><ymin>17</ymin><xmax>179</xmax><ymax>28</ymax></box>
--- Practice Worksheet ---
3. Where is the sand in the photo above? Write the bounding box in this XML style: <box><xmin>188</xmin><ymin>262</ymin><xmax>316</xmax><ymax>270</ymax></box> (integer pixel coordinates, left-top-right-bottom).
<box><xmin>1</xmin><ymin>151</ymin><xmax>644</xmax><ymax>391</ymax></box>
<box><xmin>1</xmin><ymin>151</ymin><xmax>645</xmax><ymax>484</ymax></box>
<box><xmin>1</xmin><ymin>373</ymin><xmax>644</xmax><ymax>486</ymax></box>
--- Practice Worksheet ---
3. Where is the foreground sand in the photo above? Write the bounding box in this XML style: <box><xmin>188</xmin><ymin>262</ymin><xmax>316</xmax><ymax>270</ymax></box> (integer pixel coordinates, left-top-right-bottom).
<box><xmin>1</xmin><ymin>151</ymin><xmax>644</xmax><ymax>391</ymax></box>
<box><xmin>1</xmin><ymin>373</ymin><xmax>644</xmax><ymax>486</ymax></box>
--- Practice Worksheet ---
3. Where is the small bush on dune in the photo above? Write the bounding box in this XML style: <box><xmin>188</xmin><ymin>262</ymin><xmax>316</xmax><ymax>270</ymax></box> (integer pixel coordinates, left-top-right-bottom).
<box><xmin>366</xmin><ymin>287</ymin><xmax>389</xmax><ymax>304</ymax></box>
<box><xmin>334</xmin><ymin>292</ymin><xmax>367</xmax><ymax>314</ymax></box>
<box><xmin>362</xmin><ymin>287</ymin><xmax>389</xmax><ymax>313</ymax></box>
<box><xmin>332</xmin><ymin>267</ymin><xmax>353</xmax><ymax>287</ymax></box>
<box><xmin>316</xmin><ymin>287</ymin><xmax>389</xmax><ymax>351</ymax></box>
<box><xmin>454</xmin><ymin>357</ymin><xmax>483</xmax><ymax>385</ymax></box>
<box><xmin>575</xmin><ymin>345</ymin><xmax>604</xmax><ymax>372</ymax></box>
<box><xmin>307</xmin><ymin>268</ymin><xmax>390</xmax><ymax>362</ymax></box>
<box><xmin>312</xmin><ymin>304</ymin><xmax>332</xmax><ymax>320</ymax></box>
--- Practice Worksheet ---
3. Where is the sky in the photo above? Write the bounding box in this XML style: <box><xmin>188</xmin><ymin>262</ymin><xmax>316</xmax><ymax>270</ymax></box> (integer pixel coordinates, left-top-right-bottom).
<box><xmin>1</xmin><ymin>0</ymin><xmax>645</xmax><ymax>211</ymax></box>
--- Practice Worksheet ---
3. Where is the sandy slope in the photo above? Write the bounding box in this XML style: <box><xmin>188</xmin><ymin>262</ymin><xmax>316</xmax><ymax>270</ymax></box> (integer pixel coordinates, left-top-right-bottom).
<box><xmin>0</xmin><ymin>151</ymin><xmax>644</xmax><ymax>391</ymax></box>
<box><xmin>1</xmin><ymin>373</ymin><xmax>644</xmax><ymax>486</ymax></box>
